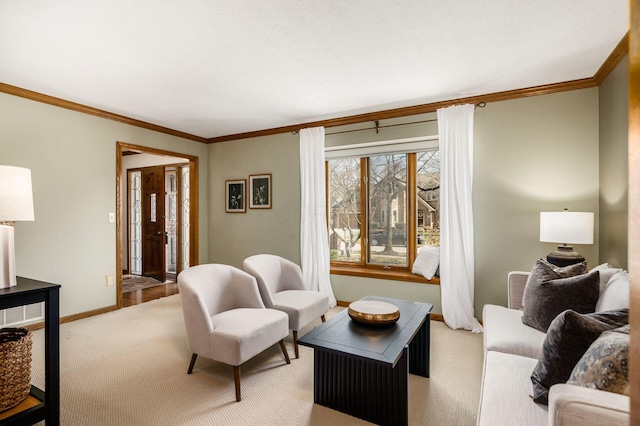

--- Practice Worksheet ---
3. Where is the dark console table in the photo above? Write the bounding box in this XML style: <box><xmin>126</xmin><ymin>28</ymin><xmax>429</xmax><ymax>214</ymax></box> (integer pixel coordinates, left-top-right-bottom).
<box><xmin>298</xmin><ymin>296</ymin><xmax>432</xmax><ymax>426</ymax></box>
<box><xmin>0</xmin><ymin>277</ymin><xmax>60</xmax><ymax>426</ymax></box>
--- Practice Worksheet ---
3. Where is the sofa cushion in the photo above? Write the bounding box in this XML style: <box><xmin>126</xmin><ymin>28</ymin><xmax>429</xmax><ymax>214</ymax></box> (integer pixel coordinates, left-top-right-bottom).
<box><xmin>590</xmin><ymin>263</ymin><xmax>624</xmax><ymax>292</ymax></box>
<box><xmin>483</xmin><ymin>304</ymin><xmax>546</xmax><ymax>359</ymax></box>
<box><xmin>272</xmin><ymin>290</ymin><xmax>328</xmax><ymax>331</ymax></box>
<box><xmin>596</xmin><ymin>271</ymin><xmax>629</xmax><ymax>312</ymax></box>
<box><xmin>522</xmin><ymin>269</ymin><xmax>599</xmax><ymax>332</ymax></box>
<box><xmin>530</xmin><ymin>309</ymin><xmax>629</xmax><ymax>405</ymax></box>
<box><xmin>477</xmin><ymin>351</ymin><xmax>548</xmax><ymax>426</ymax></box>
<box><xmin>568</xmin><ymin>325</ymin><xmax>630</xmax><ymax>395</ymax></box>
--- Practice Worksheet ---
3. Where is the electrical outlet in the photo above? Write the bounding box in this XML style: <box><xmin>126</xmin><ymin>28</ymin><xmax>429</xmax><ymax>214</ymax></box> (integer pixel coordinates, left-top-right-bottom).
<box><xmin>108</xmin><ymin>212</ymin><xmax>115</xmax><ymax>223</ymax></box>
<box><xmin>106</xmin><ymin>274</ymin><xmax>114</xmax><ymax>287</ymax></box>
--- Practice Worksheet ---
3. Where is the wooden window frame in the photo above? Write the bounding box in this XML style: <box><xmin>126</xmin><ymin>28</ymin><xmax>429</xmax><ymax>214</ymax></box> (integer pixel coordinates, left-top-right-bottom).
<box><xmin>327</xmin><ymin>153</ymin><xmax>439</xmax><ymax>285</ymax></box>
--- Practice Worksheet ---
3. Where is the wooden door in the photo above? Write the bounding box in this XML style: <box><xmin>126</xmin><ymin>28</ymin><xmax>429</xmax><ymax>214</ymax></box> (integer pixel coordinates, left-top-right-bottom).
<box><xmin>142</xmin><ymin>166</ymin><xmax>166</xmax><ymax>282</ymax></box>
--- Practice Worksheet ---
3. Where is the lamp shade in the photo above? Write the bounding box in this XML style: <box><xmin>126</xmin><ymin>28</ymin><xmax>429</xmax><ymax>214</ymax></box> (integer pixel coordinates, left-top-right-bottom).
<box><xmin>540</xmin><ymin>211</ymin><xmax>593</xmax><ymax>245</ymax></box>
<box><xmin>0</xmin><ymin>166</ymin><xmax>35</xmax><ymax>222</ymax></box>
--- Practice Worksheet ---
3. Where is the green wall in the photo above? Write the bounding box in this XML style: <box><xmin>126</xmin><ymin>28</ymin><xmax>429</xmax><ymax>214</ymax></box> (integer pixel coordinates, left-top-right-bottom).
<box><xmin>208</xmin><ymin>86</ymin><xmax>619</xmax><ymax>316</ymax></box>
<box><xmin>208</xmin><ymin>134</ymin><xmax>301</xmax><ymax>266</ymax></box>
<box><xmin>599</xmin><ymin>56</ymin><xmax>629</xmax><ymax>269</ymax></box>
<box><xmin>0</xmin><ymin>57</ymin><xmax>627</xmax><ymax>320</ymax></box>
<box><xmin>0</xmin><ymin>92</ymin><xmax>209</xmax><ymax>317</ymax></box>
<box><xmin>473</xmin><ymin>89</ymin><xmax>600</xmax><ymax>313</ymax></box>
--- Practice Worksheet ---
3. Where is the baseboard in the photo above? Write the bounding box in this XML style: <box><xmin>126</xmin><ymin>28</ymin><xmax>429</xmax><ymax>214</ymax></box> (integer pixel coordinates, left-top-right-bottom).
<box><xmin>24</xmin><ymin>304</ymin><xmax>119</xmax><ymax>331</ymax></box>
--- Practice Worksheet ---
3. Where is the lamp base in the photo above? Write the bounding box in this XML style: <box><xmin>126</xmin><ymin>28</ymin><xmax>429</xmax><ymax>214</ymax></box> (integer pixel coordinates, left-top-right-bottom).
<box><xmin>546</xmin><ymin>245</ymin><xmax>585</xmax><ymax>267</ymax></box>
<box><xmin>0</xmin><ymin>225</ymin><xmax>17</xmax><ymax>288</ymax></box>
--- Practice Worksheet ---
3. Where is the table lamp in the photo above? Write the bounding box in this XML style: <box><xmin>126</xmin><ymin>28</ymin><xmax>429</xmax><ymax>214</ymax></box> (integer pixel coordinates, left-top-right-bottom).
<box><xmin>540</xmin><ymin>209</ymin><xmax>593</xmax><ymax>267</ymax></box>
<box><xmin>0</xmin><ymin>166</ymin><xmax>35</xmax><ymax>288</ymax></box>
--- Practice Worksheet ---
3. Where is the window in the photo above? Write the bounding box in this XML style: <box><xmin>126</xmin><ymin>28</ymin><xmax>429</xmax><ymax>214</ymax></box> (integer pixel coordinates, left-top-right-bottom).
<box><xmin>327</xmin><ymin>147</ymin><xmax>440</xmax><ymax>279</ymax></box>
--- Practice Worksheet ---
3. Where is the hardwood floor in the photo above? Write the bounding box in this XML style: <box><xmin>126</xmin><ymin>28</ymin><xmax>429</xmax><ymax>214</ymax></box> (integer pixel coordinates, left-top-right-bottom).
<box><xmin>122</xmin><ymin>281</ymin><xmax>179</xmax><ymax>308</ymax></box>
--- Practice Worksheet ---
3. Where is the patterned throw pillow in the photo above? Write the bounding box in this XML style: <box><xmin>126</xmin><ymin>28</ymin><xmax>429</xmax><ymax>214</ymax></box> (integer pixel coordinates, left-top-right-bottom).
<box><xmin>522</xmin><ymin>268</ymin><xmax>599</xmax><ymax>333</ymax></box>
<box><xmin>568</xmin><ymin>325</ymin><xmax>630</xmax><ymax>395</ymax></box>
<box><xmin>530</xmin><ymin>309</ymin><xmax>629</xmax><ymax>405</ymax></box>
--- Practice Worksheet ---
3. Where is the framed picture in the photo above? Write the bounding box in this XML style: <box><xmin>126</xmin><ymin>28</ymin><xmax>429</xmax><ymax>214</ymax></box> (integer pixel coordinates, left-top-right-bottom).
<box><xmin>225</xmin><ymin>179</ymin><xmax>246</xmax><ymax>213</ymax></box>
<box><xmin>249</xmin><ymin>174</ymin><xmax>272</xmax><ymax>209</ymax></box>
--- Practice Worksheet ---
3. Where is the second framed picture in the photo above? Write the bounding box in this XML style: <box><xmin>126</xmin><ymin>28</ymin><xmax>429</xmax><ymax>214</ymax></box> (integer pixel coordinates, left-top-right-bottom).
<box><xmin>249</xmin><ymin>174</ymin><xmax>272</xmax><ymax>209</ymax></box>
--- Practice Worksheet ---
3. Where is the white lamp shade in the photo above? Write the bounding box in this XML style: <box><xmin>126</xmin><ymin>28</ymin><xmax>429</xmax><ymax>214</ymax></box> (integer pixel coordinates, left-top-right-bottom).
<box><xmin>540</xmin><ymin>211</ymin><xmax>594</xmax><ymax>245</ymax></box>
<box><xmin>0</xmin><ymin>166</ymin><xmax>35</xmax><ymax>222</ymax></box>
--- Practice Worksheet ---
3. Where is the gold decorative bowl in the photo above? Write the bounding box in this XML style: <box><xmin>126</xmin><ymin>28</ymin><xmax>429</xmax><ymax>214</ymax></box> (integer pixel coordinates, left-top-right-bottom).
<box><xmin>348</xmin><ymin>300</ymin><xmax>400</xmax><ymax>326</ymax></box>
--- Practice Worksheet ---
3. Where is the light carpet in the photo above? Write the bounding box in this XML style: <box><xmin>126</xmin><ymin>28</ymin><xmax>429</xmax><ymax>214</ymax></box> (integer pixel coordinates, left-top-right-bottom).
<box><xmin>29</xmin><ymin>295</ymin><xmax>483</xmax><ymax>425</ymax></box>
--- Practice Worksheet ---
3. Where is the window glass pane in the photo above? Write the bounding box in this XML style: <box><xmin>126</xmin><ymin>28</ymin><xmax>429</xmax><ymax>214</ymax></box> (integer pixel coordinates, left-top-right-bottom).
<box><xmin>181</xmin><ymin>166</ymin><xmax>190</xmax><ymax>270</ymax></box>
<box><xmin>368</xmin><ymin>154</ymin><xmax>407</xmax><ymax>266</ymax></box>
<box><xmin>130</xmin><ymin>171</ymin><xmax>142</xmax><ymax>275</ymax></box>
<box><xmin>165</xmin><ymin>170</ymin><xmax>177</xmax><ymax>274</ymax></box>
<box><xmin>328</xmin><ymin>158</ymin><xmax>361</xmax><ymax>263</ymax></box>
<box><xmin>416</xmin><ymin>151</ymin><xmax>441</xmax><ymax>247</ymax></box>
<box><xmin>150</xmin><ymin>193</ymin><xmax>157</xmax><ymax>222</ymax></box>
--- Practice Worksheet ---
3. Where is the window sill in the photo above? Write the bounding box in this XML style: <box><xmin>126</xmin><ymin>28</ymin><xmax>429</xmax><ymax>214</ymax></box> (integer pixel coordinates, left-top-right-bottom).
<box><xmin>330</xmin><ymin>265</ymin><xmax>440</xmax><ymax>285</ymax></box>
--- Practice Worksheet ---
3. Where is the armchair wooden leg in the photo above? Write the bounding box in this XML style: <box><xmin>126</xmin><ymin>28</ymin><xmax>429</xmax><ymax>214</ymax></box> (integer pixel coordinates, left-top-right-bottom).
<box><xmin>321</xmin><ymin>315</ymin><xmax>326</xmax><ymax>323</ymax></box>
<box><xmin>234</xmin><ymin>366</ymin><xmax>241</xmax><ymax>402</ymax></box>
<box><xmin>279</xmin><ymin>339</ymin><xmax>291</xmax><ymax>364</ymax></box>
<box><xmin>293</xmin><ymin>330</ymin><xmax>299</xmax><ymax>358</ymax></box>
<box><xmin>187</xmin><ymin>353</ymin><xmax>198</xmax><ymax>374</ymax></box>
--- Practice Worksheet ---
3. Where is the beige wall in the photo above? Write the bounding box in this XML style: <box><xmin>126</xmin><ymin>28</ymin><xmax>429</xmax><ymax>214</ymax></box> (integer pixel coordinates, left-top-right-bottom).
<box><xmin>0</xmin><ymin>92</ymin><xmax>209</xmax><ymax>317</ymax></box>
<box><xmin>599</xmin><ymin>56</ymin><xmax>629</xmax><ymax>269</ymax></box>
<box><xmin>208</xmin><ymin>87</ymin><xmax>608</xmax><ymax>316</ymax></box>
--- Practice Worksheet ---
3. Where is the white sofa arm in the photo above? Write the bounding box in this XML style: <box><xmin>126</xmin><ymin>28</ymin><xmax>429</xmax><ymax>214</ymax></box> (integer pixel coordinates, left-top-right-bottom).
<box><xmin>549</xmin><ymin>384</ymin><xmax>630</xmax><ymax>426</ymax></box>
<box><xmin>507</xmin><ymin>271</ymin><xmax>529</xmax><ymax>309</ymax></box>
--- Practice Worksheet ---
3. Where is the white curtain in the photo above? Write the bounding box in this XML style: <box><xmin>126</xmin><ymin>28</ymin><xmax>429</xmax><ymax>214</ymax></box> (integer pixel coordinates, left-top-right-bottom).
<box><xmin>438</xmin><ymin>104</ymin><xmax>483</xmax><ymax>333</ymax></box>
<box><xmin>300</xmin><ymin>126</ymin><xmax>337</xmax><ymax>307</ymax></box>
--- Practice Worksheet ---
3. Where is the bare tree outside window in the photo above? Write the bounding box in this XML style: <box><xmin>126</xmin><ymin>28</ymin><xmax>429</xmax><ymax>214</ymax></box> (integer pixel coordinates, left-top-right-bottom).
<box><xmin>368</xmin><ymin>154</ymin><xmax>407</xmax><ymax>266</ymax></box>
<box><xmin>328</xmin><ymin>158</ymin><xmax>361</xmax><ymax>262</ymax></box>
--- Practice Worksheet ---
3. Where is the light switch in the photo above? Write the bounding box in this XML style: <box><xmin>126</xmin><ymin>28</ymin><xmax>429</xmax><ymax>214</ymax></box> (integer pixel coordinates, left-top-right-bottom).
<box><xmin>108</xmin><ymin>212</ymin><xmax>115</xmax><ymax>223</ymax></box>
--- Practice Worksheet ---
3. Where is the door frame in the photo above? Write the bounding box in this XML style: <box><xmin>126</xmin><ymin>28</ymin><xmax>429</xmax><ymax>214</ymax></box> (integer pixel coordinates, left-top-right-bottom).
<box><xmin>116</xmin><ymin>142</ymin><xmax>199</xmax><ymax>309</ymax></box>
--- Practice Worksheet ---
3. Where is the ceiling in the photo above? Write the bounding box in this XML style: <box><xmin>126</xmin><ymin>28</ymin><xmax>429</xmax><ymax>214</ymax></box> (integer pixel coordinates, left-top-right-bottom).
<box><xmin>0</xmin><ymin>1</ymin><xmax>629</xmax><ymax>141</ymax></box>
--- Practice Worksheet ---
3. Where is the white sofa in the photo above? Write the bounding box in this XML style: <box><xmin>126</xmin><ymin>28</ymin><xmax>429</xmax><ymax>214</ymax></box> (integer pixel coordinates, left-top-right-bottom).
<box><xmin>477</xmin><ymin>269</ymin><xmax>630</xmax><ymax>426</ymax></box>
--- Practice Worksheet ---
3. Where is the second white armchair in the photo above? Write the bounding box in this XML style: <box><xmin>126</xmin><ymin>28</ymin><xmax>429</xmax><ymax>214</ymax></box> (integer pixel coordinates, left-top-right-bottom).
<box><xmin>243</xmin><ymin>254</ymin><xmax>329</xmax><ymax>358</ymax></box>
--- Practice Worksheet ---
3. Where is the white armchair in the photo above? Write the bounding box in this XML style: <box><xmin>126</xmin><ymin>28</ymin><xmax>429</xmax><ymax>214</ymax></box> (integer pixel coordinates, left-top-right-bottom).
<box><xmin>243</xmin><ymin>254</ymin><xmax>329</xmax><ymax>358</ymax></box>
<box><xmin>177</xmin><ymin>263</ymin><xmax>291</xmax><ymax>402</ymax></box>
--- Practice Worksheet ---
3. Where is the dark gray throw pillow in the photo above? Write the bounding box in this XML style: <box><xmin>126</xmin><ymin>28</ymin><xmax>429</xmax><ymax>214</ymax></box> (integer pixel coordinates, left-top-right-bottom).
<box><xmin>530</xmin><ymin>309</ymin><xmax>629</xmax><ymax>405</ymax></box>
<box><xmin>522</xmin><ymin>259</ymin><xmax>588</xmax><ymax>307</ymax></box>
<box><xmin>522</xmin><ymin>269</ymin><xmax>599</xmax><ymax>332</ymax></box>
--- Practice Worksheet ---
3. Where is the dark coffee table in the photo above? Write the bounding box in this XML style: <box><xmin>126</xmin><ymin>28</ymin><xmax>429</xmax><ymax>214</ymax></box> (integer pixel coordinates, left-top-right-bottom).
<box><xmin>298</xmin><ymin>296</ymin><xmax>433</xmax><ymax>426</ymax></box>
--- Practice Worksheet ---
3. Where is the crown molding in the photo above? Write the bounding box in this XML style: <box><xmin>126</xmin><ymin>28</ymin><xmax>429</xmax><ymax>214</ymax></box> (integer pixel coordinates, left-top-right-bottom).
<box><xmin>0</xmin><ymin>82</ymin><xmax>208</xmax><ymax>143</ymax></box>
<box><xmin>206</xmin><ymin>77</ymin><xmax>598</xmax><ymax>143</ymax></box>
<box><xmin>0</xmin><ymin>33</ymin><xmax>628</xmax><ymax>145</ymax></box>
<box><xmin>594</xmin><ymin>31</ymin><xmax>630</xmax><ymax>84</ymax></box>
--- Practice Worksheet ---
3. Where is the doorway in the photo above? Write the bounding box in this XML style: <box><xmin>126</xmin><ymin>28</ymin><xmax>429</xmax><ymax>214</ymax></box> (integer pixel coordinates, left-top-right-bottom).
<box><xmin>116</xmin><ymin>142</ymin><xmax>199</xmax><ymax>308</ymax></box>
